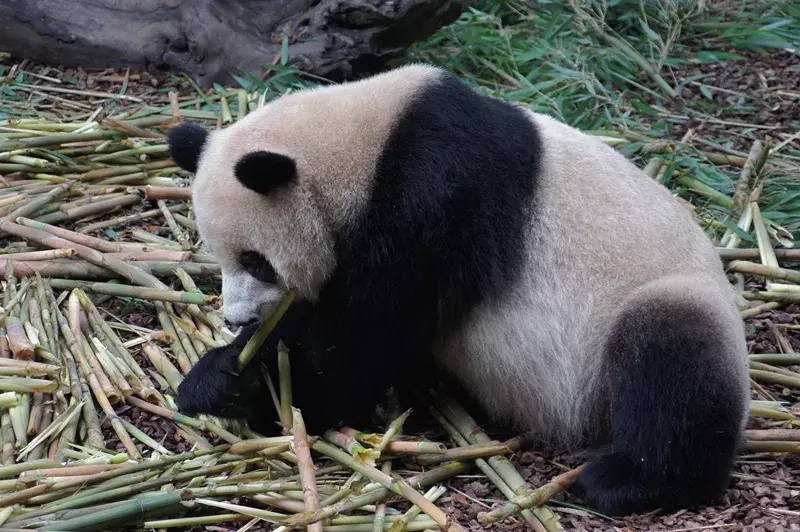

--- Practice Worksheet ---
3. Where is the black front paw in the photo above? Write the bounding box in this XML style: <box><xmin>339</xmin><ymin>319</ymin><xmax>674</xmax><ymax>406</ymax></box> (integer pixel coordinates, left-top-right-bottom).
<box><xmin>176</xmin><ymin>345</ymin><xmax>261</xmax><ymax>419</ymax></box>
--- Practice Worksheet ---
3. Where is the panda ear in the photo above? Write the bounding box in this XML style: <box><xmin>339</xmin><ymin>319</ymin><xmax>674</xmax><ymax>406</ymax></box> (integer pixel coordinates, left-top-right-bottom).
<box><xmin>234</xmin><ymin>151</ymin><xmax>297</xmax><ymax>196</ymax></box>
<box><xmin>166</xmin><ymin>122</ymin><xmax>208</xmax><ymax>173</ymax></box>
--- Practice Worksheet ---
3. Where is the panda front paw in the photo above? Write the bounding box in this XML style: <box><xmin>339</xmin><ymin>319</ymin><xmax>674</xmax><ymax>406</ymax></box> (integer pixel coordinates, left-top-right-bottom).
<box><xmin>176</xmin><ymin>345</ymin><xmax>260</xmax><ymax>419</ymax></box>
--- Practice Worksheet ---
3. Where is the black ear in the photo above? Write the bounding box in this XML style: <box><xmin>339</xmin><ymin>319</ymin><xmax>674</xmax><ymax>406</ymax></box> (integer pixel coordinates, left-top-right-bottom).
<box><xmin>234</xmin><ymin>151</ymin><xmax>297</xmax><ymax>196</ymax></box>
<box><xmin>167</xmin><ymin>122</ymin><xmax>208</xmax><ymax>173</ymax></box>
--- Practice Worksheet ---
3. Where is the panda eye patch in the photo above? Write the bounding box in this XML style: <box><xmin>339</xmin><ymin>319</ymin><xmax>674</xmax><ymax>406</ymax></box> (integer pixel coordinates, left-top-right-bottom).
<box><xmin>239</xmin><ymin>251</ymin><xmax>278</xmax><ymax>284</ymax></box>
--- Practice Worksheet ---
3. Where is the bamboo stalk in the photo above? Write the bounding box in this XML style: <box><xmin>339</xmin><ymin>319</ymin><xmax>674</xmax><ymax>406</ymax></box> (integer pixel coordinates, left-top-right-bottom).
<box><xmin>387</xmin><ymin>485</ymin><xmax>447</xmax><ymax>532</ymax></box>
<box><xmin>294</xmin><ymin>408</ymin><xmax>324</xmax><ymax>532</ymax></box>
<box><xmin>145</xmin><ymin>185</ymin><xmax>192</xmax><ymax>201</ymax></box>
<box><xmin>732</xmin><ymin>140</ymin><xmax>770</xmax><ymax>215</ymax></box>
<box><xmin>73</xmin><ymin>289</ymin><xmax>159</xmax><ymax>402</ymax></box>
<box><xmin>0</xmin><ymin>276</ymin><xmax>31</xmax><ymax>322</ymax></box>
<box><xmin>35</xmin><ymin>194</ymin><xmax>142</xmax><ymax>225</ymax></box>
<box><xmin>0</xmin><ymin>219</ymin><xmax>170</xmax><ymax>290</ymax></box>
<box><xmin>48</xmin><ymin>279</ymin><xmax>215</xmax><ymax>304</ymax></box>
<box><xmin>324</xmin><ymin>430</ymin><xmax>380</xmax><ymax>466</ymax></box>
<box><xmin>283</xmin><ymin>462</ymin><xmax>470</xmax><ymax>527</ymax></box>
<box><xmin>0</xmin><ymin>249</ymin><xmax>77</xmax><ymax>261</ymax></box>
<box><xmin>749</xmin><ymin>353</ymin><xmax>800</xmax><ymax>365</ymax></box>
<box><xmin>746</xmin><ymin>429</ymin><xmax>800</xmax><ymax>442</ymax></box>
<box><xmin>77</xmin><ymin>204</ymin><xmax>186</xmax><ymax>233</ymax></box>
<box><xmin>37</xmin><ymin>491</ymin><xmax>190</xmax><ymax>532</ymax></box>
<box><xmin>157</xmin><ymin>199</ymin><xmax>192</xmax><ymax>250</ymax></box>
<box><xmin>141</xmin><ymin>342</ymin><xmax>183</xmax><ymax>393</ymax></box>
<box><xmin>53</xmin><ymin>301</ymin><xmax>138</xmax><ymax>456</ymax></box>
<box><xmin>238</xmin><ymin>291</ymin><xmax>297</xmax><ymax>370</ymax></box>
<box><xmin>310</xmin><ymin>440</ymin><xmax>464</xmax><ymax>531</ymax></box>
<box><xmin>477</xmin><ymin>465</ymin><xmax>586</xmax><ymax>525</ymax></box>
<box><xmin>434</xmin><ymin>395</ymin><xmax>555</xmax><ymax>531</ymax></box>
<box><xmin>2</xmin><ymin>181</ymin><xmax>74</xmax><ymax>221</ymax></box>
<box><xmin>172</xmin><ymin>212</ymin><xmax>197</xmax><ymax>231</ymax></box>
<box><xmin>729</xmin><ymin>261</ymin><xmax>800</xmax><ymax>284</ymax></box>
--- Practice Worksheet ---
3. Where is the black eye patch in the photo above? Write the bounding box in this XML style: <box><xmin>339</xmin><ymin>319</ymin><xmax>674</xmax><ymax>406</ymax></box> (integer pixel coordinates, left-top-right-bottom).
<box><xmin>239</xmin><ymin>251</ymin><xmax>278</xmax><ymax>284</ymax></box>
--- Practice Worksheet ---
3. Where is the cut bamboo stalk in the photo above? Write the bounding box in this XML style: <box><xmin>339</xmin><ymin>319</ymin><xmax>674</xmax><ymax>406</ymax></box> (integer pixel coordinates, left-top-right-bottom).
<box><xmin>35</xmin><ymin>194</ymin><xmax>142</xmax><ymax>225</ymax></box>
<box><xmin>324</xmin><ymin>430</ymin><xmax>380</xmax><ymax>466</ymax></box>
<box><xmin>2</xmin><ymin>181</ymin><xmax>74</xmax><ymax>221</ymax></box>
<box><xmin>141</xmin><ymin>342</ymin><xmax>183</xmax><ymax>393</ymax></box>
<box><xmin>728</xmin><ymin>261</ymin><xmax>800</xmax><ymax>284</ymax></box>
<box><xmin>0</xmin><ymin>276</ymin><xmax>31</xmax><ymax>322</ymax></box>
<box><xmin>158</xmin><ymin>199</ymin><xmax>192</xmax><ymax>250</ymax></box>
<box><xmin>73</xmin><ymin>289</ymin><xmax>159</xmax><ymax>402</ymax></box>
<box><xmin>238</xmin><ymin>291</ymin><xmax>297</xmax><ymax>370</ymax></box>
<box><xmin>283</xmin><ymin>462</ymin><xmax>470</xmax><ymax>527</ymax></box>
<box><xmin>77</xmin><ymin>204</ymin><xmax>186</xmax><ymax>233</ymax></box>
<box><xmin>310</xmin><ymin>440</ymin><xmax>464</xmax><ymax>532</ymax></box>
<box><xmin>5</xmin><ymin>316</ymin><xmax>35</xmax><ymax>359</ymax></box>
<box><xmin>145</xmin><ymin>185</ymin><xmax>192</xmax><ymax>201</ymax></box>
<box><xmin>48</xmin><ymin>279</ymin><xmax>215</xmax><ymax>304</ymax></box>
<box><xmin>0</xmin><ymin>249</ymin><xmax>77</xmax><ymax>261</ymax></box>
<box><xmin>731</xmin><ymin>140</ymin><xmax>768</xmax><ymax>214</ymax></box>
<box><xmin>477</xmin><ymin>465</ymin><xmax>587</xmax><ymax>525</ymax></box>
<box><xmin>0</xmin><ymin>219</ymin><xmax>170</xmax><ymax>290</ymax></box>
<box><xmin>294</xmin><ymin>408</ymin><xmax>324</xmax><ymax>532</ymax></box>
<box><xmin>172</xmin><ymin>212</ymin><xmax>197</xmax><ymax>231</ymax></box>
<box><xmin>435</xmin><ymin>395</ymin><xmax>556</xmax><ymax>531</ymax></box>
<box><xmin>52</xmin><ymin>301</ymin><xmax>138</xmax><ymax>456</ymax></box>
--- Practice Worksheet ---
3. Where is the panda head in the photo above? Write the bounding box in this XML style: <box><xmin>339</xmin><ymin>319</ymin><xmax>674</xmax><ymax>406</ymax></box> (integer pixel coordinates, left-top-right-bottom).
<box><xmin>165</xmin><ymin>118</ymin><xmax>336</xmax><ymax>325</ymax></box>
<box><xmin>166</xmin><ymin>65</ymin><xmax>442</xmax><ymax>324</ymax></box>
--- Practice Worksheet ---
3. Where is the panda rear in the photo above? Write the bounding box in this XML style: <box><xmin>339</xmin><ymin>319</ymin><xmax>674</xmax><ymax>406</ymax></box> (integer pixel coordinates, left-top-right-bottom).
<box><xmin>167</xmin><ymin>64</ymin><xmax>749</xmax><ymax>517</ymax></box>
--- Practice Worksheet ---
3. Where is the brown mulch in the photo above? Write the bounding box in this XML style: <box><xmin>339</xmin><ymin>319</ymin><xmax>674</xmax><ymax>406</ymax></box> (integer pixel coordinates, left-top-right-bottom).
<box><xmin>659</xmin><ymin>49</ymin><xmax>800</xmax><ymax>154</ymax></box>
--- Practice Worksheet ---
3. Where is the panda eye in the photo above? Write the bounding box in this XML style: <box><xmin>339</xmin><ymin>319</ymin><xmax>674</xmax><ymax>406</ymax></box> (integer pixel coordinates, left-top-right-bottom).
<box><xmin>239</xmin><ymin>251</ymin><xmax>278</xmax><ymax>284</ymax></box>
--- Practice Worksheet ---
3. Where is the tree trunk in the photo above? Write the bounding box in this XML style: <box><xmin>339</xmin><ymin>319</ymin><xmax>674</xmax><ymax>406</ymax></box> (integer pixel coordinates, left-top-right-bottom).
<box><xmin>0</xmin><ymin>0</ymin><xmax>463</xmax><ymax>87</ymax></box>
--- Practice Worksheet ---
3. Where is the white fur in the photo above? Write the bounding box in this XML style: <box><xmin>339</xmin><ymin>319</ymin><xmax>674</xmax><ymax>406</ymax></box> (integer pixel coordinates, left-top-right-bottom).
<box><xmin>434</xmin><ymin>112</ymin><xmax>749</xmax><ymax>446</ymax></box>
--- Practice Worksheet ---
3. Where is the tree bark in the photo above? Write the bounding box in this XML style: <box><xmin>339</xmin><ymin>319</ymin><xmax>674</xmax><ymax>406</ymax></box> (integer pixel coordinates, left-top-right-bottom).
<box><xmin>0</xmin><ymin>0</ymin><xmax>463</xmax><ymax>87</ymax></box>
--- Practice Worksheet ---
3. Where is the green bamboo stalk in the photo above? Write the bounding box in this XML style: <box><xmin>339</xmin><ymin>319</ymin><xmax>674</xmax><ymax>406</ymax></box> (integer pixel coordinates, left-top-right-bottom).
<box><xmin>283</xmin><ymin>462</ymin><xmax>470</xmax><ymax>527</ymax></box>
<box><xmin>0</xmin><ymin>219</ymin><xmax>171</xmax><ymax>290</ymax></box>
<box><xmin>749</xmin><ymin>354</ymin><xmax>800</xmax><ymax>365</ymax></box>
<box><xmin>2</xmin><ymin>181</ymin><xmax>74</xmax><ymax>221</ymax></box>
<box><xmin>238</xmin><ymin>291</ymin><xmax>297</xmax><ymax>370</ymax></box>
<box><xmin>34</xmin><ymin>194</ymin><xmax>142</xmax><ymax>225</ymax></box>
<box><xmin>144</xmin><ymin>513</ymin><xmax>249</xmax><ymax>529</ymax></box>
<box><xmin>435</xmin><ymin>395</ymin><xmax>557</xmax><ymax>531</ymax></box>
<box><xmin>48</xmin><ymin>279</ymin><xmax>215</xmax><ymax>304</ymax></box>
<box><xmin>157</xmin><ymin>199</ymin><xmax>192</xmax><ymax>250</ymax></box>
<box><xmin>294</xmin><ymin>408</ymin><xmax>324</xmax><ymax>532</ymax></box>
<box><xmin>16</xmin><ymin>445</ymin><xmax>229</xmax><ymax>520</ymax></box>
<box><xmin>310</xmin><ymin>440</ymin><xmax>463</xmax><ymax>531</ymax></box>
<box><xmin>77</xmin><ymin>204</ymin><xmax>186</xmax><ymax>234</ymax></box>
<box><xmin>477</xmin><ymin>465</ymin><xmax>586</xmax><ymax>525</ymax></box>
<box><xmin>73</xmin><ymin>289</ymin><xmax>159</xmax><ymax>402</ymax></box>
<box><xmin>38</xmin><ymin>491</ymin><xmax>189</xmax><ymax>531</ymax></box>
<box><xmin>387</xmin><ymin>485</ymin><xmax>446</xmax><ymax>532</ymax></box>
<box><xmin>279</xmin><ymin>342</ymin><xmax>292</xmax><ymax>431</ymax></box>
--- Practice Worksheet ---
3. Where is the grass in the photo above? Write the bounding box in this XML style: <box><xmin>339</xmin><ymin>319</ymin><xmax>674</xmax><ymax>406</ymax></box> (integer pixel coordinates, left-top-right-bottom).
<box><xmin>407</xmin><ymin>0</ymin><xmax>800</xmax><ymax>239</ymax></box>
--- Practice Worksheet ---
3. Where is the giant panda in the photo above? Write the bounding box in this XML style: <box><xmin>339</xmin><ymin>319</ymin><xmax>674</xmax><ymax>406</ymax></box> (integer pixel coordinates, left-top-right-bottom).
<box><xmin>166</xmin><ymin>63</ymin><xmax>750</xmax><ymax>517</ymax></box>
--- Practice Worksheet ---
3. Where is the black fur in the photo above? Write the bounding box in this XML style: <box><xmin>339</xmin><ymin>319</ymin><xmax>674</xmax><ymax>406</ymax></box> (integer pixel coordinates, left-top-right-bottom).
<box><xmin>234</xmin><ymin>151</ymin><xmax>297</xmax><ymax>195</ymax></box>
<box><xmin>574</xmin><ymin>299</ymin><xmax>744</xmax><ymax>516</ymax></box>
<box><xmin>166</xmin><ymin>122</ymin><xmax>208</xmax><ymax>174</ymax></box>
<box><xmin>176</xmin><ymin>71</ymin><xmax>542</xmax><ymax>435</ymax></box>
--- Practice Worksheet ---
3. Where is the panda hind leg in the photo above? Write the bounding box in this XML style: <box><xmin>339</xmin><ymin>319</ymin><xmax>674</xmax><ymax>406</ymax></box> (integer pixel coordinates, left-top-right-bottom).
<box><xmin>575</xmin><ymin>286</ymin><xmax>747</xmax><ymax>516</ymax></box>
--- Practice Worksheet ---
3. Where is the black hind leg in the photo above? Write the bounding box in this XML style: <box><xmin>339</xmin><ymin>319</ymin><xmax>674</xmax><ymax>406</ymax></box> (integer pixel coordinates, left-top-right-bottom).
<box><xmin>575</xmin><ymin>297</ymin><xmax>747</xmax><ymax>516</ymax></box>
